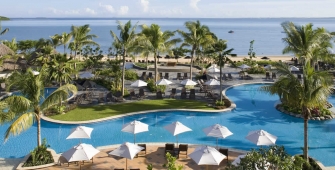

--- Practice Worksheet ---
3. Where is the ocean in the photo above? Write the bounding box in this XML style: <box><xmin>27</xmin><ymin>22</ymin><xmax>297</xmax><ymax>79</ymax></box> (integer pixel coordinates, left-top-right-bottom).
<box><xmin>1</xmin><ymin>18</ymin><xmax>335</xmax><ymax>55</ymax></box>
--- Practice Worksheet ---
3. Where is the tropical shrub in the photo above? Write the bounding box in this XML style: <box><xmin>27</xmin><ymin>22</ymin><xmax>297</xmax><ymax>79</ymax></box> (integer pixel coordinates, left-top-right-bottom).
<box><xmin>246</xmin><ymin>66</ymin><xmax>266</xmax><ymax>74</ymax></box>
<box><xmin>23</xmin><ymin>139</ymin><xmax>54</xmax><ymax>167</ymax></box>
<box><xmin>125</xmin><ymin>70</ymin><xmax>139</xmax><ymax>80</ymax></box>
<box><xmin>146</xmin><ymin>79</ymin><xmax>156</xmax><ymax>92</ymax></box>
<box><xmin>157</xmin><ymin>85</ymin><xmax>166</xmax><ymax>92</ymax></box>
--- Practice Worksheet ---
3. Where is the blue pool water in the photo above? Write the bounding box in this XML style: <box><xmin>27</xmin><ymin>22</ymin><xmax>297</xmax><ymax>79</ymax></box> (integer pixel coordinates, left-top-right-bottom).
<box><xmin>1</xmin><ymin>84</ymin><xmax>335</xmax><ymax>166</ymax></box>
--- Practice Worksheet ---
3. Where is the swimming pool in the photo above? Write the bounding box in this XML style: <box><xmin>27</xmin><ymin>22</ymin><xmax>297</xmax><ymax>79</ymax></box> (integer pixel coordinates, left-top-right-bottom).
<box><xmin>1</xmin><ymin>84</ymin><xmax>335</xmax><ymax>166</ymax></box>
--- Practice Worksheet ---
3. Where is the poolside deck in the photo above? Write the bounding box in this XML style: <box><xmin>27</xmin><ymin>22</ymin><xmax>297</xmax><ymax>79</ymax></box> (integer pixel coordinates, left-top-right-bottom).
<box><xmin>44</xmin><ymin>144</ymin><xmax>244</xmax><ymax>170</ymax></box>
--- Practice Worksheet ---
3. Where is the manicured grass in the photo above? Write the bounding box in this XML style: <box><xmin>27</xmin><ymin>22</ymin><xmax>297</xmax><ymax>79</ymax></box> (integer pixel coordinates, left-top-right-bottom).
<box><xmin>50</xmin><ymin>99</ymin><xmax>214</xmax><ymax>121</ymax></box>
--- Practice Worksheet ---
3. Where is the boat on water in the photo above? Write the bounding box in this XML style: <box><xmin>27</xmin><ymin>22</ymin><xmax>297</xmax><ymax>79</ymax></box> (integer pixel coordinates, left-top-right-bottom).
<box><xmin>228</xmin><ymin>30</ymin><xmax>234</xmax><ymax>33</ymax></box>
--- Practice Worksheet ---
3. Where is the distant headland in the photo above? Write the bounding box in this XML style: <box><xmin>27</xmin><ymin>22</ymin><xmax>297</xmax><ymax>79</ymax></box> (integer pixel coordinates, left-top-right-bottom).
<box><xmin>0</xmin><ymin>16</ymin><xmax>10</xmax><ymax>21</ymax></box>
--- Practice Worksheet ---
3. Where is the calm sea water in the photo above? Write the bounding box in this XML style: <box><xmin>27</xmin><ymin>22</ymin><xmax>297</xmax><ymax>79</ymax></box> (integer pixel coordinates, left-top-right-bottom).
<box><xmin>1</xmin><ymin>18</ymin><xmax>335</xmax><ymax>55</ymax></box>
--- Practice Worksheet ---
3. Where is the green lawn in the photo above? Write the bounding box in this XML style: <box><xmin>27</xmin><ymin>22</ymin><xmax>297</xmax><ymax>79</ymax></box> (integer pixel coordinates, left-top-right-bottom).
<box><xmin>50</xmin><ymin>99</ymin><xmax>214</xmax><ymax>121</ymax></box>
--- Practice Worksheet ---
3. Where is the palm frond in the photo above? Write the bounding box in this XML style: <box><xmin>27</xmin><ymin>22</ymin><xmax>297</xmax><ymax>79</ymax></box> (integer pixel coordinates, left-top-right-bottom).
<box><xmin>40</xmin><ymin>84</ymin><xmax>77</xmax><ymax>110</ymax></box>
<box><xmin>4</xmin><ymin>112</ymin><xmax>36</xmax><ymax>142</ymax></box>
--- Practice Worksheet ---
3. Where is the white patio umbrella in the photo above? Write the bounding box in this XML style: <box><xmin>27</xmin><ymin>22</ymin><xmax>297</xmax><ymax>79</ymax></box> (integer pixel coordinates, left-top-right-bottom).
<box><xmin>130</xmin><ymin>80</ymin><xmax>148</xmax><ymax>87</ymax></box>
<box><xmin>189</xmin><ymin>145</ymin><xmax>226</xmax><ymax>170</ymax></box>
<box><xmin>122</xmin><ymin>120</ymin><xmax>149</xmax><ymax>144</ymax></box>
<box><xmin>290</xmin><ymin>66</ymin><xmax>299</xmax><ymax>72</ymax></box>
<box><xmin>264</xmin><ymin>65</ymin><xmax>272</xmax><ymax>70</ymax></box>
<box><xmin>180</xmin><ymin>79</ymin><xmax>197</xmax><ymax>86</ymax></box>
<box><xmin>108</xmin><ymin>142</ymin><xmax>144</xmax><ymax>170</ymax></box>
<box><xmin>156</xmin><ymin>78</ymin><xmax>173</xmax><ymax>85</ymax></box>
<box><xmin>204</xmin><ymin>79</ymin><xmax>220</xmax><ymax>86</ymax></box>
<box><xmin>207</xmin><ymin>67</ymin><xmax>220</xmax><ymax>73</ymax></box>
<box><xmin>66</xmin><ymin>126</ymin><xmax>93</xmax><ymax>143</ymax></box>
<box><xmin>239</xmin><ymin>64</ymin><xmax>250</xmax><ymax>70</ymax></box>
<box><xmin>61</xmin><ymin>143</ymin><xmax>100</xmax><ymax>163</ymax></box>
<box><xmin>164</xmin><ymin>121</ymin><xmax>192</xmax><ymax>146</ymax></box>
<box><xmin>246</xmin><ymin>130</ymin><xmax>277</xmax><ymax>146</ymax></box>
<box><xmin>203</xmin><ymin>124</ymin><xmax>233</xmax><ymax>148</ymax></box>
<box><xmin>79</xmin><ymin>72</ymin><xmax>94</xmax><ymax>79</ymax></box>
<box><xmin>32</xmin><ymin>70</ymin><xmax>40</xmax><ymax>75</ymax></box>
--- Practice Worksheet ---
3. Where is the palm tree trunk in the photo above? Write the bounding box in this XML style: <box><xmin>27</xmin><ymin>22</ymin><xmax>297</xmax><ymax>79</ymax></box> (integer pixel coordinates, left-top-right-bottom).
<box><xmin>64</xmin><ymin>45</ymin><xmax>66</xmax><ymax>54</ymax></box>
<box><xmin>219</xmin><ymin>55</ymin><xmax>223</xmax><ymax>101</ymax></box>
<box><xmin>154</xmin><ymin>52</ymin><xmax>158</xmax><ymax>82</ymax></box>
<box><xmin>303</xmin><ymin>107</ymin><xmax>309</xmax><ymax>162</ymax></box>
<box><xmin>121</xmin><ymin>51</ymin><xmax>126</xmax><ymax>96</ymax></box>
<box><xmin>190</xmin><ymin>49</ymin><xmax>195</xmax><ymax>79</ymax></box>
<box><xmin>37</xmin><ymin>116</ymin><xmax>41</xmax><ymax>146</ymax></box>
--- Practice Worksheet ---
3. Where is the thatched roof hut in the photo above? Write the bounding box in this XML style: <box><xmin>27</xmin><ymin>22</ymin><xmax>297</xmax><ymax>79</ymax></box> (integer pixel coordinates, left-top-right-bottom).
<box><xmin>0</xmin><ymin>44</ymin><xmax>14</xmax><ymax>56</ymax></box>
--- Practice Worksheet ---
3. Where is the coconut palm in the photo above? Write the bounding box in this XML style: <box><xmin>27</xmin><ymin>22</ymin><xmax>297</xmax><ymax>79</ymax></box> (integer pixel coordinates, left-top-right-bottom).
<box><xmin>0</xmin><ymin>68</ymin><xmax>77</xmax><ymax>146</ymax></box>
<box><xmin>46</xmin><ymin>54</ymin><xmax>73</xmax><ymax>86</ymax></box>
<box><xmin>281</xmin><ymin>22</ymin><xmax>333</xmax><ymax>64</ymax></box>
<box><xmin>178</xmin><ymin>20</ymin><xmax>215</xmax><ymax>78</ymax></box>
<box><xmin>49</xmin><ymin>34</ymin><xmax>62</xmax><ymax>49</ymax></box>
<box><xmin>0</xmin><ymin>17</ymin><xmax>9</xmax><ymax>36</ymax></box>
<box><xmin>70</xmin><ymin>24</ymin><xmax>98</xmax><ymax>60</ymax></box>
<box><xmin>138</xmin><ymin>24</ymin><xmax>181</xmax><ymax>82</ymax></box>
<box><xmin>110</xmin><ymin>20</ymin><xmax>138</xmax><ymax>95</ymax></box>
<box><xmin>60</xmin><ymin>32</ymin><xmax>72</xmax><ymax>54</ymax></box>
<box><xmin>260</xmin><ymin>61</ymin><xmax>333</xmax><ymax>161</ymax></box>
<box><xmin>2</xmin><ymin>38</ymin><xmax>18</xmax><ymax>53</ymax></box>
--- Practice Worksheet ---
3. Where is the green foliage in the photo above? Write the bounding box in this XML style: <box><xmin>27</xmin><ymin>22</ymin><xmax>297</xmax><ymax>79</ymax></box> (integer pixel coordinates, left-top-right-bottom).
<box><xmin>225</xmin><ymin>145</ymin><xmax>306</xmax><ymax>170</ymax></box>
<box><xmin>215</xmin><ymin>100</ymin><xmax>225</xmax><ymax>106</ymax></box>
<box><xmin>125</xmin><ymin>70</ymin><xmax>139</xmax><ymax>80</ymax></box>
<box><xmin>246</xmin><ymin>66</ymin><xmax>266</xmax><ymax>74</ymax></box>
<box><xmin>248</xmin><ymin>40</ymin><xmax>256</xmax><ymax>59</ymax></box>
<box><xmin>185</xmin><ymin>85</ymin><xmax>194</xmax><ymax>90</ymax></box>
<box><xmin>146</xmin><ymin>79</ymin><xmax>156</xmax><ymax>92</ymax></box>
<box><xmin>162</xmin><ymin>152</ymin><xmax>184</xmax><ymax>170</ymax></box>
<box><xmin>0</xmin><ymin>16</ymin><xmax>10</xmax><ymax>20</ymax></box>
<box><xmin>23</xmin><ymin>139</ymin><xmax>54</xmax><ymax>167</ymax></box>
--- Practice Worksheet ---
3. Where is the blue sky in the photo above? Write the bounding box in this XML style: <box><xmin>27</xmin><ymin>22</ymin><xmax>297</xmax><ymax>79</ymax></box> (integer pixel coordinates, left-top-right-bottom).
<box><xmin>1</xmin><ymin>0</ymin><xmax>335</xmax><ymax>18</ymax></box>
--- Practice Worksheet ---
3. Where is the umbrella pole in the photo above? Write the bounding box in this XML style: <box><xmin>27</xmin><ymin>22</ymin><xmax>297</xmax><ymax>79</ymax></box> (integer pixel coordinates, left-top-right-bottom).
<box><xmin>134</xmin><ymin>134</ymin><xmax>136</xmax><ymax>144</ymax></box>
<box><xmin>126</xmin><ymin>158</ymin><xmax>128</xmax><ymax>170</ymax></box>
<box><xmin>176</xmin><ymin>135</ymin><xmax>178</xmax><ymax>147</ymax></box>
<box><xmin>216</xmin><ymin>138</ymin><xmax>218</xmax><ymax>149</ymax></box>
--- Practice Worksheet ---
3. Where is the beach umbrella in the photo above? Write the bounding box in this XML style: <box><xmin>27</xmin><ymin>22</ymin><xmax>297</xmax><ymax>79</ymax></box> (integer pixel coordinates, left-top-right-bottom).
<box><xmin>61</xmin><ymin>143</ymin><xmax>100</xmax><ymax>163</ymax></box>
<box><xmin>130</xmin><ymin>80</ymin><xmax>148</xmax><ymax>87</ymax></box>
<box><xmin>164</xmin><ymin>121</ymin><xmax>192</xmax><ymax>146</ymax></box>
<box><xmin>246</xmin><ymin>130</ymin><xmax>277</xmax><ymax>146</ymax></box>
<box><xmin>189</xmin><ymin>145</ymin><xmax>226</xmax><ymax>170</ymax></box>
<box><xmin>66</xmin><ymin>126</ymin><xmax>93</xmax><ymax>143</ymax></box>
<box><xmin>156</xmin><ymin>78</ymin><xmax>173</xmax><ymax>85</ymax></box>
<box><xmin>290</xmin><ymin>66</ymin><xmax>299</xmax><ymax>72</ymax></box>
<box><xmin>264</xmin><ymin>65</ymin><xmax>272</xmax><ymax>70</ymax></box>
<box><xmin>79</xmin><ymin>72</ymin><xmax>94</xmax><ymax>79</ymax></box>
<box><xmin>82</xmin><ymin>80</ymin><xmax>97</xmax><ymax>88</ymax></box>
<box><xmin>207</xmin><ymin>67</ymin><xmax>220</xmax><ymax>73</ymax></box>
<box><xmin>180</xmin><ymin>79</ymin><xmax>197</xmax><ymax>86</ymax></box>
<box><xmin>204</xmin><ymin>79</ymin><xmax>220</xmax><ymax>86</ymax></box>
<box><xmin>184</xmin><ymin>56</ymin><xmax>192</xmax><ymax>59</ymax></box>
<box><xmin>203</xmin><ymin>124</ymin><xmax>233</xmax><ymax>148</ymax></box>
<box><xmin>109</xmin><ymin>142</ymin><xmax>144</xmax><ymax>170</ymax></box>
<box><xmin>122</xmin><ymin>120</ymin><xmax>149</xmax><ymax>144</ymax></box>
<box><xmin>261</xmin><ymin>56</ymin><xmax>270</xmax><ymax>60</ymax></box>
<box><xmin>239</xmin><ymin>64</ymin><xmax>250</xmax><ymax>71</ymax></box>
<box><xmin>0</xmin><ymin>73</ymin><xmax>11</xmax><ymax>79</ymax></box>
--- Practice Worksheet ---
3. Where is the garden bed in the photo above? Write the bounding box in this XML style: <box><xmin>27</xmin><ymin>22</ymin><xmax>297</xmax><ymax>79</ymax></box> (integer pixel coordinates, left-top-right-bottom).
<box><xmin>276</xmin><ymin>104</ymin><xmax>335</xmax><ymax>121</ymax></box>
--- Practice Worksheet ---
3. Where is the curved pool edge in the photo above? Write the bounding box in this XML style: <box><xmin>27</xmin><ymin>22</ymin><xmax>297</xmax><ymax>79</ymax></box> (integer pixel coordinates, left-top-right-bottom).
<box><xmin>41</xmin><ymin>107</ymin><xmax>236</xmax><ymax>125</ymax></box>
<box><xmin>222</xmin><ymin>81</ymin><xmax>274</xmax><ymax>100</ymax></box>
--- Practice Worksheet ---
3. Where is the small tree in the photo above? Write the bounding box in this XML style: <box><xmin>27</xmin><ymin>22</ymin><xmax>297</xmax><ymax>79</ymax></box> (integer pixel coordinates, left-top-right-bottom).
<box><xmin>248</xmin><ymin>40</ymin><xmax>256</xmax><ymax>60</ymax></box>
<box><xmin>147</xmin><ymin>152</ymin><xmax>183</xmax><ymax>170</ymax></box>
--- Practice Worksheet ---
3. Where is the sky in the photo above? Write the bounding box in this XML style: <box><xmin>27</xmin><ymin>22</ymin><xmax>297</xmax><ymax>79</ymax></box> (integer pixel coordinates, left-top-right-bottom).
<box><xmin>1</xmin><ymin>0</ymin><xmax>335</xmax><ymax>18</ymax></box>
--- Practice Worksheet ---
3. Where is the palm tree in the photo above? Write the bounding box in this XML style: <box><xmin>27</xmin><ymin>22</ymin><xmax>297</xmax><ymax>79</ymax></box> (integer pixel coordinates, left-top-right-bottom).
<box><xmin>49</xmin><ymin>34</ymin><xmax>62</xmax><ymax>49</ymax></box>
<box><xmin>281</xmin><ymin>22</ymin><xmax>332</xmax><ymax>64</ymax></box>
<box><xmin>138</xmin><ymin>24</ymin><xmax>181</xmax><ymax>82</ymax></box>
<box><xmin>1</xmin><ymin>68</ymin><xmax>77</xmax><ymax>146</ymax></box>
<box><xmin>0</xmin><ymin>17</ymin><xmax>9</xmax><ymax>36</ymax></box>
<box><xmin>46</xmin><ymin>54</ymin><xmax>73</xmax><ymax>86</ymax></box>
<box><xmin>2</xmin><ymin>38</ymin><xmax>18</xmax><ymax>53</ymax></box>
<box><xmin>260</xmin><ymin>62</ymin><xmax>333</xmax><ymax>161</ymax></box>
<box><xmin>70</xmin><ymin>24</ymin><xmax>98</xmax><ymax>70</ymax></box>
<box><xmin>208</xmin><ymin>39</ymin><xmax>234</xmax><ymax>101</ymax></box>
<box><xmin>60</xmin><ymin>32</ymin><xmax>72</xmax><ymax>54</ymax></box>
<box><xmin>110</xmin><ymin>20</ymin><xmax>138</xmax><ymax>95</ymax></box>
<box><xmin>178</xmin><ymin>20</ymin><xmax>215</xmax><ymax>78</ymax></box>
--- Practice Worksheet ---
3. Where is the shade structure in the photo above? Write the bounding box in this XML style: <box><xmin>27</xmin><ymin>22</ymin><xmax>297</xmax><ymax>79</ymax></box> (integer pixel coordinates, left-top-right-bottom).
<box><xmin>164</xmin><ymin>121</ymin><xmax>192</xmax><ymax>146</ymax></box>
<box><xmin>180</xmin><ymin>79</ymin><xmax>197</xmax><ymax>86</ymax></box>
<box><xmin>156</xmin><ymin>78</ymin><xmax>173</xmax><ymax>85</ymax></box>
<box><xmin>0</xmin><ymin>73</ymin><xmax>11</xmax><ymax>79</ymax></box>
<box><xmin>290</xmin><ymin>66</ymin><xmax>299</xmax><ymax>71</ymax></box>
<box><xmin>207</xmin><ymin>67</ymin><xmax>220</xmax><ymax>73</ymax></box>
<box><xmin>61</xmin><ymin>143</ymin><xmax>100</xmax><ymax>163</ymax></box>
<box><xmin>239</xmin><ymin>64</ymin><xmax>250</xmax><ymax>70</ymax></box>
<box><xmin>245</xmin><ymin>130</ymin><xmax>277</xmax><ymax>146</ymax></box>
<box><xmin>79</xmin><ymin>72</ymin><xmax>94</xmax><ymax>79</ymax></box>
<box><xmin>232</xmin><ymin>154</ymin><xmax>246</xmax><ymax>166</ymax></box>
<box><xmin>203</xmin><ymin>124</ymin><xmax>233</xmax><ymax>148</ymax></box>
<box><xmin>122</xmin><ymin>120</ymin><xmax>149</xmax><ymax>144</ymax></box>
<box><xmin>109</xmin><ymin>142</ymin><xmax>144</xmax><ymax>170</ymax></box>
<box><xmin>261</xmin><ymin>56</ymin><xmax>270</xmax><ymax>60</ymax></box>
<box><xmin>184</xmin><ymin>56</ymin><xmax>192</xmax><ymax>59</ymax></box>
<box><xmin>66</xmin><ymin>126</ymin><xmax>93</xmax><ymax>142</ymax></box>
<box><xmin>205</xmin><ymin>79</ymin><xmax>220</xmax><ymax>86</ymax></box>
<box><xmin>264</xmin><ymin>65</ymin><xmax>272</xmax><ymax>70</ymax></box>
<box><xmin>189</xmin><ymin>145</ymin><xmax>226</xmax><ymax>170</ymax></box>
<box><xmin>32</xmin><ymin>70</ymin><xmax>40</xmax><ymax>75</ymax></box>
<box><xmin>0</xmin><ymin>44</ymin><xmax>14</xmax><ymax>56</ymax></box>
<box><xmin>130</xmin><ymin>80</ymin><xmax>148</xmax><ymax>87</ymax></box>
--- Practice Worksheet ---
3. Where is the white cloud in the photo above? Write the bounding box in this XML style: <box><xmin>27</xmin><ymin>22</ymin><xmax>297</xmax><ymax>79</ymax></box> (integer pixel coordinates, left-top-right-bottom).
<box><xmin>84</xmin><ymin>8</ymin><xmax>96</xmax><ymax>15</ymax></box>
<box><xmin>189</xmin><ymin>0</ymin><xmax>201</xmax><ymax>11</ymax></box>
<box><xmin>48</xmin><ymin>8</ymin><xmax>80</xmax><ymax>15</ymax></box>
<box><xmin>99</xmin><ymin>3</ymin><xmax>115</xmax><ymax>13</ymax></box>
<box><xmin>117</xmin><ymin>6</ymin><xmax>129</xmax><ymax>15</ymax></box>
<box><xmin>140</xmin><ymin>0</ymin><xmax>149</xmax><ymax>12</ymax></box>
